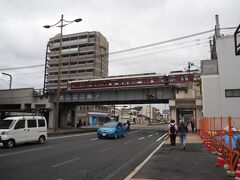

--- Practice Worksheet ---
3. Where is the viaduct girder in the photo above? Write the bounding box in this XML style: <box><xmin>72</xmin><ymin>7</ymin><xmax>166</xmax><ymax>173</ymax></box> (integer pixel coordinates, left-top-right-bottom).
<box><xmin>56</xmin><ymin>86</ymin><xmax>176</xmax><ymax>105</ymax></box>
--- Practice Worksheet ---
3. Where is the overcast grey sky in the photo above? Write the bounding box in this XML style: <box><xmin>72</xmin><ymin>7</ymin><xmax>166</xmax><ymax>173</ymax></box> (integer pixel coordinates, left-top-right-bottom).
<box><xmin>0</xmin><ymin>0</ymin><xmax>239</xmax><ymax>90</ymax></box>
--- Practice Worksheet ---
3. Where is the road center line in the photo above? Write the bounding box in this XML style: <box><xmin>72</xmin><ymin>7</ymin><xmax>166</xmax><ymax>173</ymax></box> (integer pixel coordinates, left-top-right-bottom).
<box><xmin>0</xmin><ymin>146</ymin><xmax>53</xmax><ymax>157</ymax></box>
<box><xmin>90</xmin><ymin>138</ymin><xmax>98</xmax><ymax>141</ymax></box>
<box><xmin>52</xmin><ymin>157</ymin><xmax>82</xmax><ymax>168</ymax></box>
<box><xmin>99</xmin><ymin>147</ymin><xmax>114</xmax><ymax>152</ymax></box>
<box><xmin>138</xmin><ymin>137</ymin><xmax>145</xmax><ymax>140</ymax></box>
<box><xmin>148</xmin><ymin>135</ymin><xmax>153</xmax><ymax>137</ymax></box>
<box><xmin>155</xmin><ymin>132</ymin><xmax>159</xmax><ymax>135</ymax></box>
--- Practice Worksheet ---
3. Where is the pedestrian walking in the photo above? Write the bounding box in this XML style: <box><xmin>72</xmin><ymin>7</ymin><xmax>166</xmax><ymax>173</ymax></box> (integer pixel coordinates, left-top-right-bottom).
<box><xmin>126</xmin><ymin>120</ymin><xmax>131</xmax><ymax>131</ymax></box>
<box><xmin>178</xmin><ymin>120</ymin><xmax>188</xmax><ymax>149</ymax></box>
<box><xmin>191</xmin><ymin>120</ymin><xmax>195</xmax><ymax>132</ymax></box>
<box><xmin>169</xmin><ymin>119</ymin><xmax>178</xmax><ymax>149</ymax></box>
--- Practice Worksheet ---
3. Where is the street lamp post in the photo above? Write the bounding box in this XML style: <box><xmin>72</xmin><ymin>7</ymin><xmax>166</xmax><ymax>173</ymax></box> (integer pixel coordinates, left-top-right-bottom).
<box><xmin>2</xmin><ymin>72</ymin><xmax>12</xmax><ymax>89</ymax></box>
<box><xmin>44</xmin><ymin>15</ymin><xmax>82</xmax><ymax>132</ymax></box>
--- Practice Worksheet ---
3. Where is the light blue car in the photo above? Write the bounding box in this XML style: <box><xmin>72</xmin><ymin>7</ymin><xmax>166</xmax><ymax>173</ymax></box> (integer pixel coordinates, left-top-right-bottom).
<box><xmin>97</xmin><ymin>122</ymin><xmax>126</xmax><ymax>139</ymax></box>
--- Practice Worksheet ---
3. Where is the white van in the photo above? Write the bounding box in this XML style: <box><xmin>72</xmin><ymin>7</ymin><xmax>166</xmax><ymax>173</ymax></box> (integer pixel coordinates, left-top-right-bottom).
<box><xmin>0</xmin><ymin>116</ymin><xmax>48</xmax><ymax>148</ymax></box>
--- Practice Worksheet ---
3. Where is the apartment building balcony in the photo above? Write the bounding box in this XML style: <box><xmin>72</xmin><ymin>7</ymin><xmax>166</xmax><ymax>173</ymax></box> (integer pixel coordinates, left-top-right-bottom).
<box><xmin>49</xmin><ymin>38</ymin><xmax>96</xmax><ymax>50</ymax></box>
<box><xmin>48</xmin><ymin>54</ymin><xmax>95</xmax><ymax>62</ymax></box>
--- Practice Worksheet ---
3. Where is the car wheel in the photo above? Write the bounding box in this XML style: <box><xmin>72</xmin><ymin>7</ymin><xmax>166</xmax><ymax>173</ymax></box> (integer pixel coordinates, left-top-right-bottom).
<box><xmin>122</xmin><ymin>132</ymin><xmax>126</xmax><ymax>137</ymax></box>
<box><xmin>98</xmin><ymin>136</ymin><xmax>102</xmax><ymax>139</ymax></box>
<box><xmin>7</xmin><ymin>139</ymin><xmax>15</xmax><ymax>148</ymax></box>
<box><xmin>38</xmin><ymin>136</ymin><xmax>46</xmax><ymax>144</ymax></box>
<box><xmin>114</xmin><ymin>133</ymin><xmax>118</xmax><ymax>139</ymax></box>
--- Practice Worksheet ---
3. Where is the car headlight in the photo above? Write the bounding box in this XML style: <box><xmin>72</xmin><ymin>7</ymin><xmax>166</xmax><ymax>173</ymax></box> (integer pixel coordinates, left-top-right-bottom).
<box><xmin>1</xmin><ymin>131</ymin><xmax>9</xmax><ymax>135</ymax></box>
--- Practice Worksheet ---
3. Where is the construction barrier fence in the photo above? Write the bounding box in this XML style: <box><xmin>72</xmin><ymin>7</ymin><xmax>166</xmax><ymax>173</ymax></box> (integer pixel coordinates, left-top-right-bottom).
<box><xmin>199</xmin><ymin>116</ymin><xmax>240</xmax><ymax>177</ymax></box>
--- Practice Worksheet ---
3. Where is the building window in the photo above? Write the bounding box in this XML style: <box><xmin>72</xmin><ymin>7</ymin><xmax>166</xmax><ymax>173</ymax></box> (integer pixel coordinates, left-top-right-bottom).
<box><xmin>86</xmin><ymin>69</ymin><xmax>93</xmax><ymax>72</ymax></box>
<box><xmin>225</xmin><ymin>89</ymin><xmax>240</xmax><ymax>97</ymax></box>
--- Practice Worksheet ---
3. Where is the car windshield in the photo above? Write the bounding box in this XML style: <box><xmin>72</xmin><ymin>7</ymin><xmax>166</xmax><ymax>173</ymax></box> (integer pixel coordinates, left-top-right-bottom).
<box><xmin>0</xmin><ymin>120</ymin><xmax>16</xmax><ymax>129</ymax></box>
<box><xmin>102</xmin><ymin>122</ymin><xmax>118</xmax><ymax>128</ymax></box>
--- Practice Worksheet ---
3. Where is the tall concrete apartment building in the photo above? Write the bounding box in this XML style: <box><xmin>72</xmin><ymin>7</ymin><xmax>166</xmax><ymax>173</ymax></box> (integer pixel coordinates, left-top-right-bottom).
<box><xmin>44</xmin><ymin>31</ymin><xmax>109</xmax><ymax>92</ymax></box>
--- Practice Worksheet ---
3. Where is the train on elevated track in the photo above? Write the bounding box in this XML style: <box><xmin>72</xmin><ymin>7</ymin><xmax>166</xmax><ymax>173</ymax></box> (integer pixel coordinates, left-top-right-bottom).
<box><xmin>68</xmin><ymin>71</ymin><xmax>201</xmax><ymax>91</ymax></box>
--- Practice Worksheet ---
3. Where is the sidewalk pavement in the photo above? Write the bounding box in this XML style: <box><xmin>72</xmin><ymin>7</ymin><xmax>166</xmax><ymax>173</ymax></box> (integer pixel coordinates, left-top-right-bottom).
<box><xmin>131</xmin><ymin>132</ymin><xmax>231</xmax><ymax>180</ymax></box>
<box><xmin>47</xmin><ymin>126</ymin><xmax>97</xmax><ymax>137</ymax></box>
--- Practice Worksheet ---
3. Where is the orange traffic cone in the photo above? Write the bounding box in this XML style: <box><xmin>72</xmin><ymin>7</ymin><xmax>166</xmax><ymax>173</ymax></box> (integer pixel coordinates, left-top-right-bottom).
<box><xmin>216</xmin><ymin>146</ymin><xmax>225</xmax><ymax>167</ymax></box>
<box><xmin>203</xmin><ymin>136</ymin><xmax>208</xmax><ymax>146</ymax></box>
<box><xmin>235</xmin><ymin>158</ymin><xmax>240</xmax><ymax>179</ymax></box>
<box><xmin>205</xmin><ymin>138</ymin><xmax>213</xmax><ymax>151</ymax></box>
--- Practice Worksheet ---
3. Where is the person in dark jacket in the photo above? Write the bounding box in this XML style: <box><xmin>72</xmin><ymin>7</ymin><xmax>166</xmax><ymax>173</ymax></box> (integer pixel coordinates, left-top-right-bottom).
<box><xmin>126</xmin><ymin>120</ymin><xmax>131</xmax><ymax>131</ymax></box>
<box><xmin>191</xmin><ymin>120</ymin><xmax>195</xmax><ymax>132</ymax></box>
<box><xmin>178</xmin><ymin>120</ymin><xmax>188</xmax><ymax>149</ymax></box>
<box><xmin>169</xmin><ymin>119</ymin><xmax>178</xmax><ymax>149</ymax></box>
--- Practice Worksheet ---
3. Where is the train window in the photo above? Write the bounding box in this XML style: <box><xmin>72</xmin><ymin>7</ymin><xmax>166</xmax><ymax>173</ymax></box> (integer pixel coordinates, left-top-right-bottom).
<box><xmin>137</xmin><ymin>81</ymin><xmax>142</xmax><ymax>84</ymax></box>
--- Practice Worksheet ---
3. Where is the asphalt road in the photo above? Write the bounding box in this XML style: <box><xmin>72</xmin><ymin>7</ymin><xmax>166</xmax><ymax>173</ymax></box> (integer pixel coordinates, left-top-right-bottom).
<box><xmin>0</xmin><ymin>125</ymin><xmax>168</xmax><ymax>180</ymax></box>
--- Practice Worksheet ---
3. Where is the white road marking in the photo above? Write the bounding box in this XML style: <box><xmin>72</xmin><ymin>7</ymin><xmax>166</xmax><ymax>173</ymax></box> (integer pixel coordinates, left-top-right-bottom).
<box><xmin>48</xmin><ymin>132</ymin><xmax>96</xmax><ymax>140</ymax></box>
<box><xmin>99</xmin><ymin>147</ymin><xmax>114</xmax><ymax>153</ymax></box>
<box><xmin>155</xmin><ymin>132</ymin><xmax>159</xmax><ymax>135</ymax></box>
<box><xmin>124</xmin><ymin>134</ymin><xmax>167</xmax><ymax>180</ymax></box>
<box><xmin>124</xmin><ymin>141</ymin><xmax>132</xmax><ymax>145</ymax></box>
<box><xmin>138</xmin><ymin>137</ymin><xmax>145</xmax><ymax>140</ymax></box>
<box><xmin>148</xmin><ymin>135</ymin><xmax>153</xmax><ymax>137</ymax></box>
<box><xmin>0</xmin><ymin>146</ymin><xmax>53</xmax><ymax>157</ymax></box>
<box><xmin>52</xmin><ymin>156</ymin><xmax>82</xmax><ymax>168</ymax></box>
<box><xmin>90</xmin><ymin>138</ymin><xmax>98</xmax><ymax>141</ymax></box>
<box><xmin>128</xmin><ymin>131</ymin><xmax>139</xmax><ymax>134</ymax></box>
<box><xmin>156</xmin><ymin>133</ymin><xmax>168</xmax><ymax>142</ymax></box>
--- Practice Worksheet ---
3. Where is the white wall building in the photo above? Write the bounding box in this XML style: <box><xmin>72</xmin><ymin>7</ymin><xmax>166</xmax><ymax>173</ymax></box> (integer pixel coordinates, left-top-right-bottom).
<box><xmin>201</xmin><ymin>35</ymin><xmax>240</xmax><ymax>117</ymax></box>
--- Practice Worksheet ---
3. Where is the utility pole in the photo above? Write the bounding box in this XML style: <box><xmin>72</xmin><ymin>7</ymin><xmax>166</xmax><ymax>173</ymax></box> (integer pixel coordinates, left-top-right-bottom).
<box><xmin>44</xmin><ymin>15</ymin><xmax>82</xmax><ymax>131</ymax></box>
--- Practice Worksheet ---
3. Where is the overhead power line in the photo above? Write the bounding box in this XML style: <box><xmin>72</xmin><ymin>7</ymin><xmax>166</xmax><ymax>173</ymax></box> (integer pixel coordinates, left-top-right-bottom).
<box><xmin>0</xmin><ymin>28</ymin><xmax>219</xmax><ymax>71</ymax></box>
<box><xmin>0</xmin><ymin>64</ymin><xmax>44</xmax><ymax>71</ymax></box>
<box><xmin>109</xmin><ymin>29</ymin><xmax>214</xmax><ymax>55</ymax></box>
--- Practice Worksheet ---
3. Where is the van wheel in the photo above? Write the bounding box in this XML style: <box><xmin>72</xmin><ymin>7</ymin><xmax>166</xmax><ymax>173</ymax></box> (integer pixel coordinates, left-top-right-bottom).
<box><xmin>38</xmin><ymin>136</ymin><xmax>46</xmax><ymax>144</ymax></box>
<box><xmin>7</xmin><ymin>140</ymin><xmax>15</xmax><ymax>148</ymax></box>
